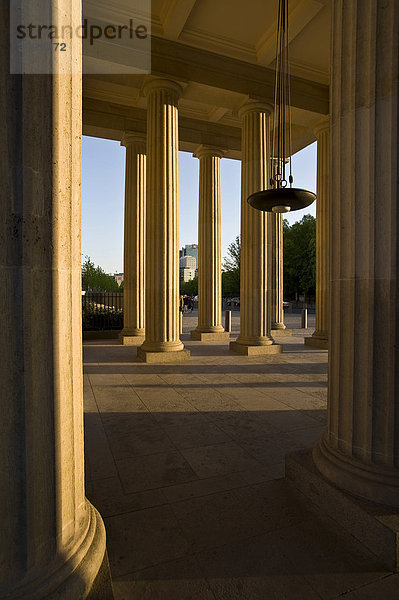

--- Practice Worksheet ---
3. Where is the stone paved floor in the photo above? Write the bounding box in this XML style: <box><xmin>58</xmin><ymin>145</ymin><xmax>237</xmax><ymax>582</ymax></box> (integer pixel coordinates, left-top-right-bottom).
<box><xmin>84</xmin><ymin>313</ymin><xmax>398</xmax><ymax>599</ymax></box>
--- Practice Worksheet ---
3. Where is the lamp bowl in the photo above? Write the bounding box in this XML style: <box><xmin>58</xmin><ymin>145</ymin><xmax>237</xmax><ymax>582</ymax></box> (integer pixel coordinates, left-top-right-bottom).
<box><xmin>247</xmin><ymin>188</ymin><xmax>316</xmax><ymax>213</ymax></box>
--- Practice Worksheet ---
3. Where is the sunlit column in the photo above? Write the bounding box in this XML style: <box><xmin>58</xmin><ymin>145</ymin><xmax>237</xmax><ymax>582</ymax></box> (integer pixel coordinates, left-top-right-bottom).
<box><xmin>230</xmin><ymin>100</ymin><xmax>281</xmax><ymax>356</ymax></box>
<box><xmin>312</xmin><ymin>0</ymin><xmax>399</xmax><ymax>507</ymax></box>
<box><xmin>305</xmin><ymin>120</ymin><xmax>330</xmax><ymax>350</ymax></box>
<box><xmin>119</xmin><ymin>133</ymin><xmax>146</xmax><ymax>345</ymax></box>
<box><xmin>271</xmin><ymin>211</ymin><xmax>286</xmax><ymax>332</ymax></box>
<box><xmin>138</xmin><ymin>79</ymin><xmax>190</xmax><ymax>363</ymax></box>
<box><xmin>191</xmin><ymin>146</ymin><xmax>229</xmax><ymax>341</ymax></box>
<box><xmin>0</xmin><ymin>0</ymin><xmax>111</xmax><ymax>597</ymax></box>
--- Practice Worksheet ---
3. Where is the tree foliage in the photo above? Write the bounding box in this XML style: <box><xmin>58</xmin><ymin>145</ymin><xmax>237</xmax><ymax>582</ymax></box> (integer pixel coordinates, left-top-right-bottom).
<box><xmin>81</xmin><ymin>256</ymin><xmax>120</xmax><ymax>292</ymax></box>
<box><xmin>222</xmin><ymin>236</ymin><xmax>240</xmax><ymax>271</ymax></box>
<box><xmin>283</xmin><ymin>215</ymin><xmax>316</xmax><ymax>300</ymax></box>
<box><xmin>180</xmin><ymin>277</ymin><xmax>198</xmax><ymax>296</ymax></box>
<box><xmin>222</xmin><ymin>236</ymin><xmax>240</xmax><ymax>297</ymax></box>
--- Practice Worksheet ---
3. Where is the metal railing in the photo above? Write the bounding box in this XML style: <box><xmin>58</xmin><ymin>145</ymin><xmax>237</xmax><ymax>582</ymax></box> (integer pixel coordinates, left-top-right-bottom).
<box><xmin>82</xmin><ymin>292</ymin><xmax>124</xmax><ymax>331</ymax></box>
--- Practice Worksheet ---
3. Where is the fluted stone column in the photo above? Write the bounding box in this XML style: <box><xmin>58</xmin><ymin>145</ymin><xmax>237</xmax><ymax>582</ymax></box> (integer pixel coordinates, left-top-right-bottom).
<box><xmin>270</xmin><ymin>158</ymin><xmax>291</xmax><ymax>336</ymax></box>
<box><xmin>0</xmin><ymin>1</ymin><xmax>111</xmax><ymax>597</ymax></box>
<box><xmin>191</xmin><ymin>146</ymin><xmax>229</xmax><ymax>342</ymax></box>
<box><xmin>271</xmin><ymin>213</ymin><xmax>286</xmax><ymax>333</ymax></box>
<box><xmin>230</xmin><ymin>101</ymin><xmax>281</xmax><ymax>356</ymax></box>
<box><xmin>305</xmin><ymin>121</ymin><xmax>330</xmax><ymax>350</ymax></box>
<box><xmin>312</xmin><ymin>0</ymin><xmax>399</xmax><ymax>508</ymax></box>
<box><xmin>119</xmin><ymin>133</ymin><xmax>146</xmax><ymax>346</ymax></box>
<box><xmin>138</xmin><ymin>79</ymin><xmax>190</xmax><ymax>363</ymax></box>
<box><xmin>270</xmin><ymin>158</ymin><xmax>290</xmax><ymax>336</ymax></box>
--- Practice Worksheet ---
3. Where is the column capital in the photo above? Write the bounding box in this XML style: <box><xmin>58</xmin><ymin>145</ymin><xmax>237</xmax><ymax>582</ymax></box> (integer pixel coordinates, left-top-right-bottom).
<box><xmin>238</xmin><ymin>99</ymin><xmax>274</xmax><ymax>120</ymax></box>
<box><xmin>143</xmin><ymin>78</ymin><xmax>183</xmax><ymax>99</ymax></box>
<box><xmin>313</xmin><ymin>117</ymin><xmax>330</xmax><ymax>138</ymax></box>
<box><xmin>193</xmin><ymin>145</ymin><xmax>225</xmax><ymax>160</ymax></box>
<box><xmin>121</xmin><ymin>132</ymin><xmax>146</xmax><ymax>150</ymax></box>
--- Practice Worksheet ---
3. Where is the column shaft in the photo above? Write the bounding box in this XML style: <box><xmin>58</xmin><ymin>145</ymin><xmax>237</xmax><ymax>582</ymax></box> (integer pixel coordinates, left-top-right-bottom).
<box><xmin>271</xmin><ymin>213</ymin><xmax>286</xmax><ymax>330</ymax></box>
<box><xmin>191</xmin><ymin>147</ymin><xmax>229</xmax><ymax>342</ymax></box>
<box><xmin>0</xmin><ymin>0</ymin><xmax>109</xmax><ymax>596</ymax></box>
<box><xmin>139</xmin><ymin>79</ymin><xmax>190</xmax><ymax>362</ymax></box>
<box><xmin>305</xmin><ymin>123</ymin><xmax>330</xmax><ymax>349</ymax></box>
<box><xmin>230</xmin><ymin>102</ymin><xmax>281</xmax><ymax>356</ymax></box>
<box><xmin>119</xmin><ymin>134</ymin><xmax>146</xmax><ymax>345</ymax></box>
<box><xmin>313</xmin><ymin>0</ymin><xmax>399</xmax><ymax>507</ymax></box>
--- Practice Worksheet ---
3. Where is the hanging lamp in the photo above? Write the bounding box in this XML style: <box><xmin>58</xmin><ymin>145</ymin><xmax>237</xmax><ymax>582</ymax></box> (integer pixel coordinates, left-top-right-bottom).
<box><xmin>247</xmin><ymin>0</ymin><xmax>316</xmax><ymax>213</ymax></box>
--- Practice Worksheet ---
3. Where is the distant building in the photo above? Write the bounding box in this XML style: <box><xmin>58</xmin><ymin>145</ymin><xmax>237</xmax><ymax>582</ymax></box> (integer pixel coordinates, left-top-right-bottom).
<box><xmin>180</xmin><ymin>268</ymin><xmax>196</xmax><ymax>283</ymax></box>
<box><xmin>181</xmin><ymin>244</ymin><xmax>198</xmax><ymax>264</ymax></box>
<box><xmin>179</xmin><ymin>254</ymin><xmax>197</xmax><ymax>282</ymax></box>
<box><xmin>108</xmin><ymin>272</ymin><xmax>124</xmax><ymax>287</ymax></box>
<box><xmin>179</xmin><ymin>255</ymin><xmax>196</xmax><ymax>270</ymax></box>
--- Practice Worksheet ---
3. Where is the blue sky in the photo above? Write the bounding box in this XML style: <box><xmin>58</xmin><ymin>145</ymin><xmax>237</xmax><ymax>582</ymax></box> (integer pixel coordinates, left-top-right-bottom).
<box><xmin>82</xmin><ymin>136</ymin><xmax>316</xmax><ymax>273</ymax></box>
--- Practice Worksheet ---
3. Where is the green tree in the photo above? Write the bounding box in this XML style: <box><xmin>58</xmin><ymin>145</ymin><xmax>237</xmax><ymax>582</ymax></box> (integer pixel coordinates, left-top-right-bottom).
<box><xmin>81</xmin><ymin>256</ymin><xmax>120</xmax><ymax>292</ymax></box>
<box><xmin>283</xmin><ymin>215</ymin><xmax>316</xmax><ymax>301</ymax></box>
<box><xmin>222</xmin><ymin>236</ymin><xmax>240</xmax><ymax>297</ymax></box>
<box><xmin>180</xmin><ymin>277</ymin><xmax>198</xmax><ymax>296</ymax></box>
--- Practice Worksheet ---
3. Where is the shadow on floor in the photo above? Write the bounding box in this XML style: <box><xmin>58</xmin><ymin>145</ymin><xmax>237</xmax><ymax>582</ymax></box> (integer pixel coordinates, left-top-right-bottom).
<box><xmin>84</xmin><ymin>407</ymin><xmax>396</xmax><ymax>600</ymax></box>
<box><xmin>82</xmin><ymin>341</ymin><xmax>397</xmax><ymax>600</ymax></box>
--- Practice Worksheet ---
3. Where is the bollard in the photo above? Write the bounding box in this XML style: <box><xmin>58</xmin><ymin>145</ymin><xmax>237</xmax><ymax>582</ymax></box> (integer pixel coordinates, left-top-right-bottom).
<box><xmin>179</xmin><ymin>311</ymin><xmax>183</xmax><ymax>335</ymax></box>
<box><xmin>225</xmin><ymin>310</ymin><xmax>232</xmax><ymax>333</ymax></box>
<box><xmin>301</xmin><ymin>308</ymin><xmax>308</xmax><ymax>329</ymax></box>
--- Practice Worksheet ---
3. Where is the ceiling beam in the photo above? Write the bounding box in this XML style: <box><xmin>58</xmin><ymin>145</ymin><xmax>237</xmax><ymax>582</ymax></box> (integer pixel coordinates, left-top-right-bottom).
<box><xmin>207</xmin><ymin>107</ymin><xmax>230</xmax><ymax>123</ymax></box>
<box><xmin>160</xmin><ymin>0</ymin><xmax>197</xmax><ymax>40</ymax></box>
<box><xmin>149</xmin><ymin>36</ymin><xmax>329</xmax><ymax>114</ymax></box>
<box><xmin>82</xmin><ymin>98</ymin><xmax>242</xmax><ymax>157</ymax></box>
<box><xmin>82</xmin><ymin>36</ymin><xmax>329</xmax><ymax>115</ymax></box>
<box><xmin>82</xmin><ymin>98</ymin><xmax>315</xmax><ymax>157</ymax></box>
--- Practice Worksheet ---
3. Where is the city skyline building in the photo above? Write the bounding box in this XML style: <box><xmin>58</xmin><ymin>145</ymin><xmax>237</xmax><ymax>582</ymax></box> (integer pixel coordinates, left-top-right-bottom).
<box><xmin>181</xmin><ymin>243</ymin><xmax>198</xmax><ymax>263</ymax></box>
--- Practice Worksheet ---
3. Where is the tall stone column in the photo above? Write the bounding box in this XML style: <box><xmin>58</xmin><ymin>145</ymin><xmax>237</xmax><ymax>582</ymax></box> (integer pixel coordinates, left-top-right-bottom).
<box><xmin>270</xmin><ymin>158</ymin><xmax>290</xmax><ymax>336</ymax></box>
<box><xmin>311</xmin><ymin>0</ymin><xmax>399</xmax><ymax>508</ymax></box>
<box><xmin>230</xmin><ymin>101</ymin><xmax>281</xmax><ymax>356</ymax></box>
<box><xmin>138</xmin><ymin>79</ymin><xmax>190</xmax><ymax>363</ymax></box>
<box><xmin>305</xmin><ymin>121</ymin><xmax>330</xmax><ymax>350</ymax></box>
<box><xmin>0</xmin><ymin>1</ymin><xmax>111</xmax><ymax>598</ymax></box>
<box><xmin>271</xmin><ymin>212</ymin><xmax>286</xmax><ymax>333</ymax></box>
<box><xmin>191</xmin><ymin>146</ymin><xmax>229</xmax><ymax>342</ymax></box>
<box><xmin>270</xmin><ymin>158</ymin><xmax>291</xmax><ymax>336</ymax></box>
<box><xmin>119</xmin><ymin>133</ymin><xmax>146</xmax><ymax>346</ymax></box>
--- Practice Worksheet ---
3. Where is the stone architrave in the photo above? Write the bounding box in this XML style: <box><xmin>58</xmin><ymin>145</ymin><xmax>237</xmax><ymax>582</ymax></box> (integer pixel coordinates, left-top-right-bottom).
<box><xmin>191</xmin><ymin>146</ymin><xmax>229</xmax><ymax>342</ymax></box>
<box><xmin>0</xmin><ymin>1</ymin><xmax>112</xmax><ymax>597</ymax></box>
<box><xmin>230</xmin><ymin>101</ymin><xmax>281</xmax><ymax>356</ymax></box>
<box><xmin>119</xmin><ymin>133</ymin><xmax>146</xmax><ymax>346</ymax></box>
<box><xmin>305</xmin><ymin>120</ymin><xmax>330</xmax><ymax>350</ymax></box>
<box><xmin>138</xmin><ymin>79</ymin><xmax>190</xmax><ymax>363</ymax></box>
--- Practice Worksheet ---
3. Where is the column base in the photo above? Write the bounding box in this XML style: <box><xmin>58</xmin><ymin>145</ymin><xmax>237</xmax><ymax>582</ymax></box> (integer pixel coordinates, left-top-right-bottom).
<box><xmin>286</xmin><ymin>449</ymin><xmax>399</xmax><ymax>572</ymax></box>
<box><xmin>119</xmin><ymin>332</ymin><xmax>146</xmax><ymax>346</ymax></box>
<box><xmin>271</xmin><ymin>322</ymin><xmax>286</xmax><ymax>330</ymax></box>
<box><xmin>229</xmin><ymin>341</ymin><xmax>282</xmax><ymax>356</ymax></box>
<box><xmin>87</xmin><ymin>547</ymin><xmax>114</xmax><ymax>600</ymax></box>
<box><xmin>271</xmin><ymin>328</ymin><xmax>292</xmax><ymax>337</ymax></box>
<box><xmin>4</xmin><ymin>502</ymin><xmax>113</xmax><ymax>599</ymax></box>
<box><xmin>313</xmin><ymin>435</ymin><xmax>399</xmax><ymax>509</ymax></box>
<box><xmin>190</xmin><ymin>330</ymin><xmax>230</xmax><ymax>341</ymax></box>
<box><xmin>137</xmin><ymin>347</ymin><xmax>191</xmax><ymax>363</ymax></box>
<box><xmin>304</xmin><ymin>335</ymin><xmax>328</xmax><ymax>350</ymax></box>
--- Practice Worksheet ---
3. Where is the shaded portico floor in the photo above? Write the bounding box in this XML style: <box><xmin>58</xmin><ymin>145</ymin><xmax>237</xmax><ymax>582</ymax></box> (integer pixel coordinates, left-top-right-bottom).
<box><xmin>84</xmin><ymin>315</ymin><xmax>398</xmax><ymax>599</ymax></box>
